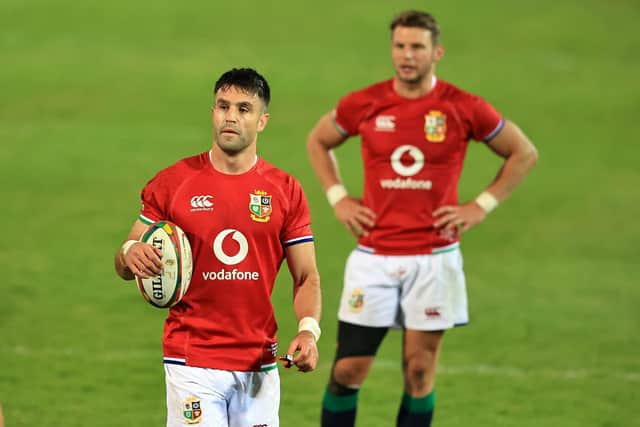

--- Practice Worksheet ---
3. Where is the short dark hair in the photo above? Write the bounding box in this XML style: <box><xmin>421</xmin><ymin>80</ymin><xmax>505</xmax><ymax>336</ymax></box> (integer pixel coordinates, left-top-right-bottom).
<box><xmin>214</xmin><ymin>68</ymin><xmax>270</xmax><ymax>107</ymax></box>
<box><xmin>390</xmin><ymin>10</ymin><xmax>441</xmax><ymax>45</ymax></box>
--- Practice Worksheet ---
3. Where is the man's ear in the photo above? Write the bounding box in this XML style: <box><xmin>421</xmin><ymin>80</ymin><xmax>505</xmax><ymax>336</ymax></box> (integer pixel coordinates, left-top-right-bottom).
<box><xmin>434</xmin><ymin>44</ymin><xmax>445</xmax><ymax>61</ymax></box>
<box><xmin>257</xmin><ymin>112</ymin><xmax>270</xmax><ymax>133</ymax></box>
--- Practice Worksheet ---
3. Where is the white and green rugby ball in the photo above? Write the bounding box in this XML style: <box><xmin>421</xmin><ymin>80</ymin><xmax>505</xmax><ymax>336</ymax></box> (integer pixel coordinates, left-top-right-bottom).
<box><xmin>136</xmin><ymin>221</ymin><xmax>193</xmax><ymax>308</ymax></box>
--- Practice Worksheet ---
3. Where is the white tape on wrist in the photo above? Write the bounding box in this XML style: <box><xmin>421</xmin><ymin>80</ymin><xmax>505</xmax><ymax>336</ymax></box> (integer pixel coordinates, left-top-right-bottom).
<box><xmin>298</xmin><ymin>317</ymin><xmax>321</xmax><ymax>342</ymax></box>
<box><xmin>121</xmin><ymin>240</ymin><xmax>138</xmax><ymax>256</ymax></box>
<box><xmin>326</xmin><ymin>184</ymin><xmax>348</xmax><ymax>207</ymax></box>
<box><xmin>475</xmin><ymin>191</ymin><xmax>499</xmax><ymax>214</ymax></box>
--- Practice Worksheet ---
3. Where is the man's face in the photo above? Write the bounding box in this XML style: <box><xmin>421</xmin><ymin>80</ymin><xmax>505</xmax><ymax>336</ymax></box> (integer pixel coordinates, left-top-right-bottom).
<box><xmin>212</xmin><ymin>86</ymin><xmax>269</xmax><ymax>154</ymax></box>
<box><xmin>391</xmin><ymin>26</ymin><xmax>443</xmax><ymax>84</ymax></box>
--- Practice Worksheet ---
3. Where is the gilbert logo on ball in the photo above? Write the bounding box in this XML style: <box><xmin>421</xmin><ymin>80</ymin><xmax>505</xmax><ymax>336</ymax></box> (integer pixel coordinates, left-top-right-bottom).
<box><xmin>136</xmin><ymin>221</ymin><xmax>193</xmax><ymax>308</ymax></box>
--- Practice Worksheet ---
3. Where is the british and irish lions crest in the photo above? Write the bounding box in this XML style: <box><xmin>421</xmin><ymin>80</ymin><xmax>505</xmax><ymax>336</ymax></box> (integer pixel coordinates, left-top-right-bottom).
<box><xmin>182</xmin><ymin>397</ymin><xmax>202</xmax><ymax>424</ymax></box>
<box><xmin>348</xmin><ymin>289</ymin><xmax>365</xmax><ymax>313</ymax></box>
<box><xmin>425</xmin><ymin>110</ymin><xmax>446</xmax><ymax>142</ymax></box>
<box><xmin>249</xmin><ymin>190</ymin><xmax>272</xmax><ymax>223</ymax></box>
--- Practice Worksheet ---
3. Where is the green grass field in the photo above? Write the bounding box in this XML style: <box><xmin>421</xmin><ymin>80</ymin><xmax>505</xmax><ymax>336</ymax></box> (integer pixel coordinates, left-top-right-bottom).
<box><xmin>1</xmin><ymin>0</ymin><xmax>639</xmax><ymax>425</ymax></box>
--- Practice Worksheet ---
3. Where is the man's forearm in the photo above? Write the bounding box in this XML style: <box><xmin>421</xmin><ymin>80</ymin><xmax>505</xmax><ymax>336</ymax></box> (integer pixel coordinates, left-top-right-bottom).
<box><xmin>486</xmin><ymin>145</ymin><xmax>538</xmax><ymax>202</ymax></box>
<box><xmin>293</xmin><ymin>272</ymin><xmax>322</xmax><ymax>322</ymax></box>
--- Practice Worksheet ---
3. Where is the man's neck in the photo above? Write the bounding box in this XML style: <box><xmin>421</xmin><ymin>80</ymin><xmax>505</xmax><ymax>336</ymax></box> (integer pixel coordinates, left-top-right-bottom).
<box><xmin>209</xmin><ymin>145</ymin><xmax>258</xmax><ymax>175</ymax></box>
<box><xmin>393</xmin><ymin>74</ymin><xmax>437</xmax><ymax>99</ymax></box>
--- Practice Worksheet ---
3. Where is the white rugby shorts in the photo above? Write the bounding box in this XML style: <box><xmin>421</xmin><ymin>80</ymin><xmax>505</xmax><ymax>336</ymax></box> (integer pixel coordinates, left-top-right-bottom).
<box><xmin>338</xmin><ymin>243</ymin><xmax>469</xmax><ymax>330</ymax></box>
<box><xmin>164</xmin><ymin>363</ymin><xmax>280</xmax><ymax>427</ymax></box>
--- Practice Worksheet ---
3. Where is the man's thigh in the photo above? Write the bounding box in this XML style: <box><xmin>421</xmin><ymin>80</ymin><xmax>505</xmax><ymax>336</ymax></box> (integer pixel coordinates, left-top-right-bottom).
<box><xmin>165</xmin><ymin>364</ymin><xmax>230</xmax><ymax>427</ymax></box>
<box><xmin>402</xmin><ymin>248</ymin><xmax>469</xmax><ymax>330</ymax></box>
<box><xmin>228</xmin><ymin>370</ymin><xmax>280</xmax><ymax>427</ymax></box>
<box><xmin>338</xmin><ymin>250</ymin><xmax>401</xmax><ymax>327</ymax></box>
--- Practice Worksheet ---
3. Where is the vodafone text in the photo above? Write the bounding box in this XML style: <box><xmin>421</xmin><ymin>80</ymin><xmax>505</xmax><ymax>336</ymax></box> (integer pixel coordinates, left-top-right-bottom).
<box><xmin>379</xmin><ymin>178</ymin><xmax>432</xmax><ymax>190</ymax></box>
<box><xmin>202</xmin><ymin>269</ymin><xmax>260</xmax><ymax>281</ymax></box>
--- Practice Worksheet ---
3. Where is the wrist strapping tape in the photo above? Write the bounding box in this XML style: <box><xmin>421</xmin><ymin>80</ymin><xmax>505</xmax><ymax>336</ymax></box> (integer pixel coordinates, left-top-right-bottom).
<box><xmin>121</xmin><ymin>240</ymin><xmax>138</xmax><ymax>256</ymax></box>
<box><xmin>326</xmin><ymin>184</ymin><xmax>348</xmax><ymax>207</ymax></box>
<box><xmin>298</xmin><ymin>317</ymin><xmax>321</xmax><ymax>342</ymax></box>
<box><xmin>475</xmin><ymin>191</ymin><xmax>499</xmax><ymax>214</ymax></box>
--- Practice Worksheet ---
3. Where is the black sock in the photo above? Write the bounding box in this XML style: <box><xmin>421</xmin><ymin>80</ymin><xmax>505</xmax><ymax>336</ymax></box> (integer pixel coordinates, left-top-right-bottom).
<box><xmin>396</xmin><ymin>390</ymin><xmax>435</xmax><ymax>427</ymax></box>
<box><xmin>321</xmin><ymin>385</ymin><xmax>359</xmax><ymax>427</ymax></box>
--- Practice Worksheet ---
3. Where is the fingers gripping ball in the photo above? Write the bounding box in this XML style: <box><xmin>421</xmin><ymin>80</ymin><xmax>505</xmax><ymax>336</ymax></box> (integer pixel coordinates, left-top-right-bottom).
<box><xmin>136</xmin><ymin>221</ymin><xmax>193</xmax><ymax>308</ymax></box>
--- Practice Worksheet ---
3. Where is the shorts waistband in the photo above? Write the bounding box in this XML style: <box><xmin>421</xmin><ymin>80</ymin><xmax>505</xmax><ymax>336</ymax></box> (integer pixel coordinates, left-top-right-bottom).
<box><xmin>356</xmin><ymin>242</ymin><xmax>460</xmax><ymax>255</ymax></box>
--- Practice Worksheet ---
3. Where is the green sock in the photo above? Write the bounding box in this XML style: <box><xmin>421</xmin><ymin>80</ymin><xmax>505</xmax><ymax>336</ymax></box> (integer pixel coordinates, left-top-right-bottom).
<box><xmin>397</xmin><ymin>390</ymin><xmax>435</xmax><ymax>427</ymax></box>
<box><xmin>322</xmin><ymin>387</ymin><xmax>359</xmax><ymax>427</ymax></box>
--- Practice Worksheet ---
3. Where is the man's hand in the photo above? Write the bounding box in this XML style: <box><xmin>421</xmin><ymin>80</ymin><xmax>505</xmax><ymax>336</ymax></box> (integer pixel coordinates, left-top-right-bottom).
<box><xmin>334</xmin><ymin>197</ymin><xmax>376</xmax><ymax>238</ymax></box>
<box><xmin>283</xmin><ymin>331</ymin><xmax>319</xmax><ymax>372</ymax></box>
<box><xmin>123</xmin><ymin>242</ymin><xmax>163</xmax><ymax>278</ymax></box>
<box><xmin>433</xmin><ymin>201</ymin><xmax>487</xmax><ymax>237</ymax></box>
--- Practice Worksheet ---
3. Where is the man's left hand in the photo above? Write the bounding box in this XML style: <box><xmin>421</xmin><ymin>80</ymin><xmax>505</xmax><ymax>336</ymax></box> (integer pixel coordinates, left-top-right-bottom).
<box><xmin>283</xmin><ymin>331</ymin><xmax>318</xmax><ymax>372</ymax></box>
<box><xmin>433</xmin><ymin>201</ymin><xmax>487</xmax><ymax>236</ymax></box>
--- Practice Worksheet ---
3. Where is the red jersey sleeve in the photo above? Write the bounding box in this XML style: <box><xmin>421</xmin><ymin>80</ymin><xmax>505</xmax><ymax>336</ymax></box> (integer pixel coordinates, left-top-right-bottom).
<box><xmin>334</xmin><ymin>91</ymin><xmax>368</xmax><ymax>137</ymax></box>
<box><xmin>140</xmin><ymin>171</ymin><xmax>171</xmax><ymax>224</ymax></box>
<box><xmin>281</xmin><ymin>177</ymin><xmax>313</xmax><ymax>245</ymax></box>
<box><xmin>466</xmin><ymin>95</ymin><xmax>504</xmax><ymax>142</ymax></box>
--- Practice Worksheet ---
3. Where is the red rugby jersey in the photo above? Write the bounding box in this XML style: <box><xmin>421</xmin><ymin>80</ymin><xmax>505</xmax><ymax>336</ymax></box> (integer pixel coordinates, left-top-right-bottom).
<box><xmin>334</xmin><ymin>78</ymin><xmax>504</xmax><ymax>255</ymax></box>
<box><xmin>139</xmin><ymin>152</ymin><xmax>314</xmax><ymax>371</ymax></box>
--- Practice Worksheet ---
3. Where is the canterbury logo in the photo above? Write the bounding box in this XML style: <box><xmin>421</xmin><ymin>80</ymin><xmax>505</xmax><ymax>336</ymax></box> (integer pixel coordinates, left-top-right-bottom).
<box><xmin>375</xmin><ymin>115</ymin><xmax>395</xmax><ymax>131</ymax></box>
<box><xmin>390</xmin><ymin>145</ymin><xmax>424</xmax><ymax>176</ymax></box>
<box><xmin>191</xmin><ymin>195</ymin><xmax>213</xmax><ymax>209</ymax></box>
<box><xmin>213</xmin><ymin>229</ymin><xmax>249</xmax><ymax>265</ymax></box>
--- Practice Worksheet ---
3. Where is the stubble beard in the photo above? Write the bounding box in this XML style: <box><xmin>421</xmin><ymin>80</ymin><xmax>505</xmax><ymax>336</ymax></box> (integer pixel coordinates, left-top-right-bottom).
<box><xmin>216</xmin><ymin>133</ymin><xmax>250</xmax><ymax>155</ymax></box>
<box><xmin>399</xmin><ymin>70</ymin><xmax>429</xmax><ymax>85</ymax></box>
<box><xmin>396</xmin><ymin>61</ymin><xmax>434</xmax><ymax>86</ymax></box>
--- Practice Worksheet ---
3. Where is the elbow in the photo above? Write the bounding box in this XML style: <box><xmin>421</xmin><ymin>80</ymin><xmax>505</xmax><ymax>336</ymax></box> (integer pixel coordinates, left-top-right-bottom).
<box><xmin>306</xmin><ymin>270</ymin><xmax>321</xmax><ymax>291</ymax></box>
<box><xmin>306</xmin><ymin>130</ymin><xmax>327</xmax><ymax>154</ymax></box>
<box><xmin>515</xmin><ymin>139</ymin><xmax>538</xmax><ymax>171</ymax></box>
<box><xmin>306</xmin><ymin>133</ymin><xmax>333</xmax><ymax>162</ymax></box>
<box><xmin>526</xmin><ymin>144</ymin><xmax>539</xmax><ymax>169</ymax></box>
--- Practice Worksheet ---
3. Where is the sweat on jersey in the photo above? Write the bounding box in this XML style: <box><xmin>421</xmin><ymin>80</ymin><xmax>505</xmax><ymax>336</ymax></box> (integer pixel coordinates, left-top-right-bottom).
<box><xmin>139</xmin><ymin>153</ymin><xmax>314</xmax><ymax>372</ymax></box>
<box><xmin>333</xmin><ymin>77</ymin><xmax>504</xmax><ymax>255</ymax></box>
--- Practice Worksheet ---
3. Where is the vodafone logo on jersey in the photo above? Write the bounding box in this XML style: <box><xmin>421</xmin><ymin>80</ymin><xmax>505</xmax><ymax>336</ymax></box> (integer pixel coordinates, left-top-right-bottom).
<box><xmin>380</xmin><ymin>145</ymin><xmax>432</xmax><ymax>190</ymax></box>
<box><xmin>190</xmin><ymin>195</ymin><xmax>214</xmax><ymax>212</ymax></box>
<box><xmin>202</xmin><ymin>229</ymin><xmax>260</xmax><ymax>281</ymax></box>
<box><xmin>391</xmin><ymin>145</ymin><xmax>424</xmax><ymax>176</ymax></box>
<box><xmin>213</xmin><ymin>229</ymin><xmax>248</xmax><ymax>265</ymax></box>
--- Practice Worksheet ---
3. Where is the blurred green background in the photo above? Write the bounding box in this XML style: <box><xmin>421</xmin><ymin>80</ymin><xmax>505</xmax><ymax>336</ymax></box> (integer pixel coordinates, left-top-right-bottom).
<box><xmin>1</xmin><ymin>0</ymin><xmax>639</xmax><ymax>426</ymax></box>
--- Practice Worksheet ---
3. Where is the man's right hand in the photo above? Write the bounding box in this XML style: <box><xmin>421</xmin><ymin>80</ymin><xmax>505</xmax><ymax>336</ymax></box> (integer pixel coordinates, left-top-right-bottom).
<box><xmin>334</xmin><ymin>197</ymin><xmax>376</xmax><ymax>238</ymax></box>
<box><xmin>123</xmin><ymin>242</ymin><xmax>163</xmax><ymax>278</ymax></box>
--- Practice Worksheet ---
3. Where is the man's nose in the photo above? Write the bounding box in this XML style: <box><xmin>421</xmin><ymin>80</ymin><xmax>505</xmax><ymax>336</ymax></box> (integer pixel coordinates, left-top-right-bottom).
<box><xmin>224</xmin><ymin>107</ymin><xmax>238</xmax><ymax>121</ymax></box>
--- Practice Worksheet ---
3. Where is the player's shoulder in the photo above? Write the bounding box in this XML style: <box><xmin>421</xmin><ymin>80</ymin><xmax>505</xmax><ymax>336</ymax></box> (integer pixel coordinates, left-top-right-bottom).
<box><xmin>255</xmin><ymin>158</ymin><xmax>299</xmax><ymax>188</ymax></box>
<box><xmin>255</xmin><ymin>159</ymin><xmax>309</xmax><ymax>212</ymax></box>
<box><xmin>146</xmin><ymin>151</ymin><xmax>209</xmax><ymax>186</ymax></box>
<box><xmin>435</xmin><ymin>78</ymin><xmax>484</xmax><ymax>103</ymax></box>
<box><xmin>255</xmin><ymin>159</ymin><xmax>309</xmax><ymax>204</ymax></box>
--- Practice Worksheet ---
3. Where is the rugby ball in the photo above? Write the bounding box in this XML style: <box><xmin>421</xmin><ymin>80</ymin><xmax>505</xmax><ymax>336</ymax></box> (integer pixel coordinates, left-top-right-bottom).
<box><xmin>136</xmin><ymin>221</ymin><xmax>193</xmax><ymax>308</ymax></box>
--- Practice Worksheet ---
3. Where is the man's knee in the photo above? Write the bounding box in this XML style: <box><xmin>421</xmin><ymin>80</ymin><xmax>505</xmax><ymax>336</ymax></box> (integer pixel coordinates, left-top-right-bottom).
<box><xmin>404</xmin><ymin>358</ymin><xmax>431</xmax><ymax>391</ymax></box>
<box><xmin>330</xmin><ymin>321</ymin><xmax>388</xmax><ymax>387</ymax></box>
<box><xmin>402</xmin><ymin>335</ymin><xmax>442</xmax><ymax>394</ymax></box>
<box><xmin>333</xmin><ymin>356</ymin><xmax>372</xmax><ymax>387</ymax></box>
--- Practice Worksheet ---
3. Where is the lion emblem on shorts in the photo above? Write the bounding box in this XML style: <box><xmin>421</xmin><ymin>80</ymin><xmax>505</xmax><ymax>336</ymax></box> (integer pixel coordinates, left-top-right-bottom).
<box><xmin>348</xmin><ymin>289</ymin><xmax>365</xmax><ymax>313</ymax></box>
<box><xmin>183</xmin><ymin>397</ymin><xmax>202</xmax><ymax>424</ymax></box>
